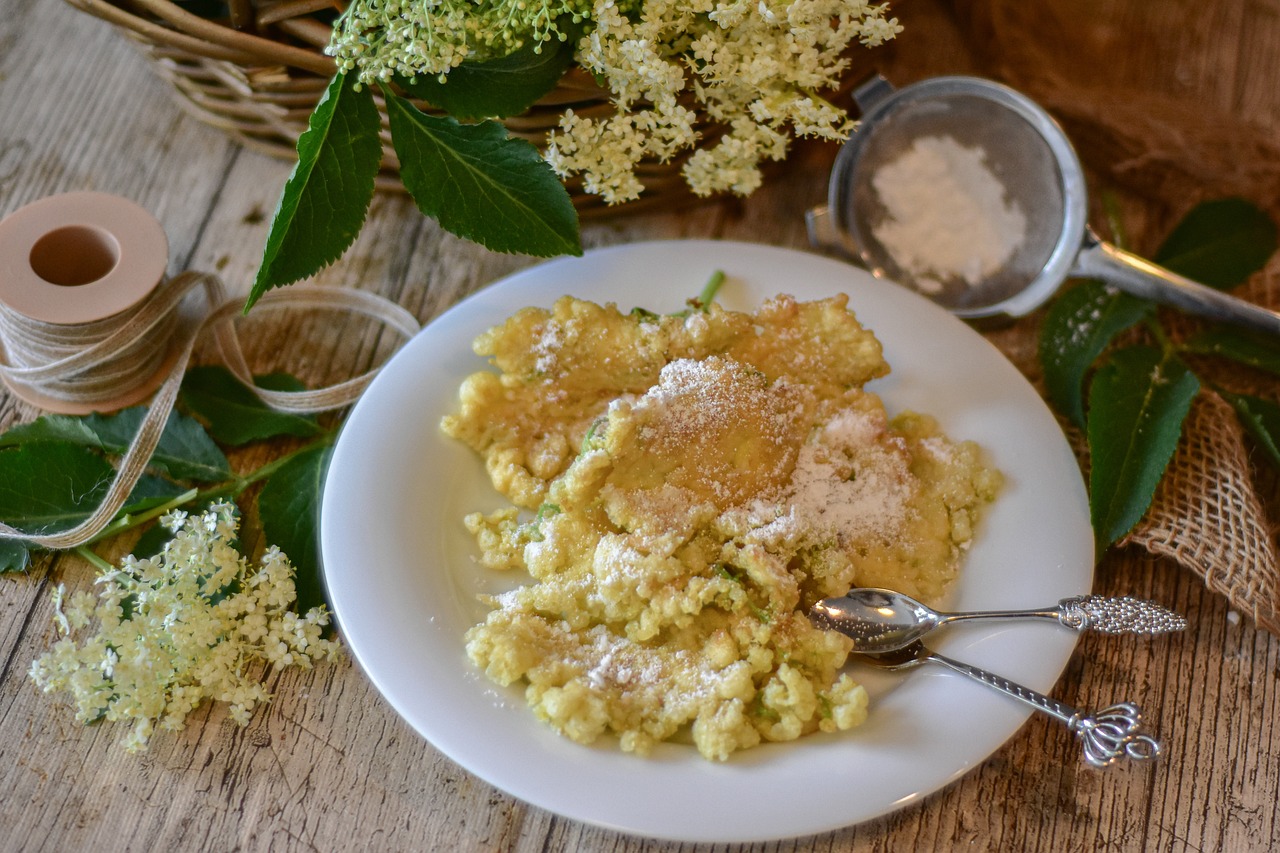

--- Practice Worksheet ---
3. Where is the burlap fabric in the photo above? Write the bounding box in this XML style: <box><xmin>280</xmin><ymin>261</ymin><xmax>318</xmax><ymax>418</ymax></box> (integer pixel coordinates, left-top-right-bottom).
<box><xmin>936</xmin><ymin>0</ymin><xmax>1280</xmax><ymax>635</ymax></box>
<box><xmin>1126</xmin><ymin>391</ymin><xmax>1280</xmax><ymax>634</ymax></box>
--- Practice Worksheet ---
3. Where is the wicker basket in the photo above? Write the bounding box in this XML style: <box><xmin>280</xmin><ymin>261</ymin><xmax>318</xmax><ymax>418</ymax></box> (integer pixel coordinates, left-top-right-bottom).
<box><xmin>64</xmin><ymin>0</ymin><xmax>876</xmax><ymax>215</ymax></box>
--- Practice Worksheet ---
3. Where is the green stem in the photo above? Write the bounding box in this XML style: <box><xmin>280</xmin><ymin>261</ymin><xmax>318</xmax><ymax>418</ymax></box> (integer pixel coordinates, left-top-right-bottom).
<box><xmin>1101</xmin><ymin>191</ymin><xmax>1129</xmax><ymax>251</ymax></box>
<box><xmin>670</xmin><ymin>270</ymin><xmax>727</xmax><ymax>317</ymax></box>
<box><xmin>74</xmin><ymin>545</ymin><xmax>114</xmax><ymax>573</ymax></box>
<box><xmin>197</xmin><ymin>432</ymin><xmax>338</xmax><ymax>503</ymax></box>
<box><xmin>696</xmin><ymin>270</ymin><xmax>726</xmax><ymax>311</ymax></box>
<box><xmin>83</xmin><ymin>488</ymin><xmax>200</xmax><ymax>546</ymax></box>
<box><xmin>1146</xmin><ymin>316</ymin><xmax>1176</xmax><ymax>356</ymax></box>
<box><xmin>84</xmin><ymin>432</ymin><xmax>336</xmax><ymax>545</ymax></box>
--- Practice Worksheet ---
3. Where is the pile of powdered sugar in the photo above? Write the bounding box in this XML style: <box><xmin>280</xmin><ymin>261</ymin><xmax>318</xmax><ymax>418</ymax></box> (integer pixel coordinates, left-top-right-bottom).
<box><xmin>871</xmin><ymin>134</ymin><xmax>1027</xmax><ymax>296</ymax></box>
<box><xmin>783</xmin><ymin>408</ymin><xmax>912</xmax><ymax>543</ymax></box>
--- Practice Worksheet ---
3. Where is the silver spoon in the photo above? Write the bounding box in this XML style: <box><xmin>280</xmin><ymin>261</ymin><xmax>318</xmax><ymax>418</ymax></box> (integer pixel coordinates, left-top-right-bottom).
<box><xmin>854</xmin><ymin>641</ymin><xmax>1161</xmax><ymax>768</ymax></box>
<box><xmin>810</xmin><ymin>587</ymin><xmax>1187</xmax><ymax>654</ymax></box>
<box><xmin>808</xmin><ymin>75</ymin><xmax>1280</xmax><ymax>333</ymax></box>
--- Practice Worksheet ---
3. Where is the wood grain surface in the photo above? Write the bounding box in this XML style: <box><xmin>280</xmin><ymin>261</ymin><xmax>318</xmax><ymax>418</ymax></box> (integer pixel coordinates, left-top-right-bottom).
<box><xmin>2</xmin><ymin>1</ymin><xmax>1278</xmax><ymax>850</ymax></box>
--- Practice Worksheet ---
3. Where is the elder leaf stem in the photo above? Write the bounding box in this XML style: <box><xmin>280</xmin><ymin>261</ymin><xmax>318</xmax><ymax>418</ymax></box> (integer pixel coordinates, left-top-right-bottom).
<box><xmin>80</xmin><ymin>432</ymin><xmax>337</xmax><ymax>549</ymax></box>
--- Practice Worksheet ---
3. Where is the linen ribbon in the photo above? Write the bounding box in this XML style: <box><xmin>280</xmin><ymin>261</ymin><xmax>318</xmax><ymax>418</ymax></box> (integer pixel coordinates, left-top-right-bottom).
<box><xmin>0</xmin><ymin>270</ymin><xmax>421</xmax><ymax>550</ymax></box>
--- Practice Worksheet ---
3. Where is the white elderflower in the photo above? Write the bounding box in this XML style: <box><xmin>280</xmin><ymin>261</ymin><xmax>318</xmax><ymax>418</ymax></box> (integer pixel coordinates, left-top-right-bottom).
<box><xmin>29</xmin><ymin>503</ymin><xmax>343</xmax><ymax>753</ymax></box>
<box><xmin>547</xmin><ymin>0</ymin><xmax>899</xmax><ymax>202</ymax></box>
<box><xmin>329</xmin><ymin>0</ymin><xmax>598</xmax><ymax>84</ymax></box>
<box><xmin>327</xmin><ymin>0</ymin><xmax>898</xmax><ymax>205</ymax></box>
<box><xmin>160</xmin><ymin>509</ymin><xmax>187</xmax><ymax>531</ymax></box>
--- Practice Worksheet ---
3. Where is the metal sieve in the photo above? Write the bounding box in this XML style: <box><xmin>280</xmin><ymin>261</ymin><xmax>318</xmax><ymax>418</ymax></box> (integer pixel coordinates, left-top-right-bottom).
<box><xmin>808</xmin><ymin>75</ymin><xmax>1280</xmax><ymax>333</ymax></box>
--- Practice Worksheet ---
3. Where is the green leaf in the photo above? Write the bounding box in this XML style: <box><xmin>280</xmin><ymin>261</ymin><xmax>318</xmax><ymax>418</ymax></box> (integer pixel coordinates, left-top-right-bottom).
<box><xmin>1087</xmin><ymin>346</ymin><xmax>1200</xmax><ymax>550</ymax></box>
<box><xmin>397</xmin><ymin>36</ymin><xmax>576</xmax><ymax>120</ymax></box>
<box><xmin>130</xmin><ymin>521</ymin><xmax>176</xmax><ymax>561</ymax></box>
<box><xmin>258</xmin><ymin>444</ymin><xmax>332</xmax><ymax>621</ymax></box>
<box><xmin>384</xmin><ymin>91</ymin><xmax>581</xmax><ymax>257</ymax></box>
<box><xmin>1038</xmin><ymin>281</ymin><xmax>1152</xmax><ymax>429</ymax></box>
<box><xmin>0</xmin><ymin>443</ymin><xmax>185</xmax><ymax>536</ymax></box>
<box><xmin>0</xmin><ymin>538</ymin><xmax>31</xmax><ymax>573</ymax></box>
<box><xmin>0</xmin><ymin>408</ymin><xmax>231</xmax><ymax>482</ymax></box>
<box><xmin>1154</xmin><ymin>198</ymin><xmax>1277</xmax><ymax>289</ymax></box>
<box><xmin>1221</xmin><ymin>390</ymin><xmax>1280</xmax><ymax>469</ymax></box>
<box><xmin>0</xmin><ymin>416</ymin><xmax>100</xmax><ymax>450</ymax></box>
<box><xmin>1183</xmin><ymin>327</ymin><xmax>1280</xmax><ymax>377</ymax></box>
<box><xmin>247</xmin><ymin>72</ymin><xmax>383</xmax><ymax>310</ymax></box>
<box><xmin>179</xmin><ymin>366</ymin><xmax>321</xmax><ymax>446</ymax></box>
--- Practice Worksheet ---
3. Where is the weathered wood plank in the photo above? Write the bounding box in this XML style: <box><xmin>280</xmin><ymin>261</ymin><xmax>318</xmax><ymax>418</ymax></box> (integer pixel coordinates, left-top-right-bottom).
<box><xmin>2</xmin><ymin>0</ymin><xmax>1279</xmax><ymax>851</ymax></box>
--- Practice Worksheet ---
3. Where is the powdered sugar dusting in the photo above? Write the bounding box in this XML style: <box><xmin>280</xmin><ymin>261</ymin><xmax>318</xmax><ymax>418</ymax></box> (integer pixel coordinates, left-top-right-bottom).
<box><xmin>788</xmin><ymin>442</ymin><xmax>911</xmax><ymax>543</ymax></box>
<box><xmin>640</xmin><ymin>357</ymin><xmax>789</xmax><ymax>453</ymax></box>
<box><xmin>622</xmin><ymin>357</ymin><xmax>803</xmax><ymax>513</ymax></box>
<box><xmin>532</xmin><ymin>321</ymin><xmax>564</xmax><ymax>375</ymax></box>
<box><xmin>747</xmin><ymin>405</ymin><xmax>913</xmax><ymax>546</ymax></box>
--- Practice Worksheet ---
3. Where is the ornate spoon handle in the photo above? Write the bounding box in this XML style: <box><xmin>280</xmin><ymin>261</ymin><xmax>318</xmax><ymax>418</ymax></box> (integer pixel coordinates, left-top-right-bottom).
<box><xmin>938</xmin><ymin>595</ymin><xmax>1187</xmax><ymax>636</ymax></box>
<box><xmin>925</xmin><ymin>650</ymin><xmax>1162</xmax><ymax>768</ymax></box>
<box><xmin>1054</xmin><ymin>595</ymin><xmax>1188</xmax><ymax>634</ymax></box>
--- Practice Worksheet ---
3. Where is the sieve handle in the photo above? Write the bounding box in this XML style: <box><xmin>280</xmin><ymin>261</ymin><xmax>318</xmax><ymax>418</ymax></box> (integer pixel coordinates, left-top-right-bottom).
<box><xmin>1072</xmin><ymin>229</ymin><xmax>1280</xmax><ymax>336</ymax></box>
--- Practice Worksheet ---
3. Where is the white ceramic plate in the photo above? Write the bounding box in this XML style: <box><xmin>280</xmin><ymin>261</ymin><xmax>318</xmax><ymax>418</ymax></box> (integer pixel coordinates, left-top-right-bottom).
<box><xmin>320</xmin><ymin>240</ymin><xmax>1093</xmax><ymax>843</ymax></box>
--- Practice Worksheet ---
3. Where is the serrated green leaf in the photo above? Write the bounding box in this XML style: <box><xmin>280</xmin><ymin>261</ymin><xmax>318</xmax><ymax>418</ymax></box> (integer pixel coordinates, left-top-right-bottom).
<box><xmin>0</xmin><ymin>415</ymin><xmax>100</xmax><ymax>450</ymax></box>
<box><xmin>140</xmin><ymin>411</ymin><xmax>233</xmax><ymax>482</ymax></box>
<box><xmin>1038</xmin><ymin>281</ymin><xmax>1152</xmax><ymax>429</ymax></box>
<box><xmin>1155</xmin><ymin>198</ymin><xmax>1277</xmax><ymax>289</ymax></box>
<box><xmin>0</xmin><ymin>443</ymin><xmax>185</xmax><ymax>536</ymax></box>
<box><xmin>130</xmin><ymin>521</ymin><xmax>175</xmax><ymax>561</ymax></box>
<box><xmin>0</xmin><ymin>538</ymin><xmax>31</xmax><ymax>573</ymax></box>
<box><xmin>1183</xmin><ymin>327</ymin><xmax>1280</xmax><ymax>377</ymax></box>
<box><xmin>384</xmin><ymin>91</ymin><xmax>581</xmax><ymax>257</ymax></box>
<box><xmin>247</xmin><ymin>72</ymin><xmax>383</xmax><ymax>311</ymax></box>
<box><xmin>397</xmin><ymin>36</ymin><xmax>576</xmax><ymax>120</ymax></box>
<box><xmin>179</xmin><ymin>366</ymin><xmax>321</xmax><ymax>446</ymax></box>
<box><xmin>258</xmin><ymin>444</ymin><xmax>332</xmax><ymax>621</ymax></box>
<box><xmin>1221</xmin><ymin>390</ymin><xmax>1280</xmax><ymax>469</ymax></box>
<box><xmin>0</xmin><ymin>408</ymin><xmax>231</xmax><ymax>482</ymax></box>
<box><xmin>1088</xmin><ymin>346</ymin><xmax>1200</xmax><ymax>550</ymax></box>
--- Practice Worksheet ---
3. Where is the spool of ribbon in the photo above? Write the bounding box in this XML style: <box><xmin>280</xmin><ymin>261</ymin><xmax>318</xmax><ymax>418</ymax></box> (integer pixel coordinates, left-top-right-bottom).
<box><xmin>0</xmin><ymin>191</ymin><xmax>173</xmax><ymax>413</ymax></box>
<box><xmin>0</xmin><ymin>191</ymin><xmax>421</xmax><ymax>550</ymax></box>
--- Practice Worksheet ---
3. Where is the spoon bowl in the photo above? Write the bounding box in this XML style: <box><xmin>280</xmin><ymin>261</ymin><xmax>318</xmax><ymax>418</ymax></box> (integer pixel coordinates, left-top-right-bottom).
<box><xmin>809</xmin><ymin>588</ymin><xmax>942</xmax><ymax>652</ymax></box>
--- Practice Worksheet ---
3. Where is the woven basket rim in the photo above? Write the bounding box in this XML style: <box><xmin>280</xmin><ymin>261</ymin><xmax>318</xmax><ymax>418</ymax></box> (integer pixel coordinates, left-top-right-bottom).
<box><xmin>67</xmin><ymin>0</ymin><xmax>336</xmax><ymax>74</ymax></box>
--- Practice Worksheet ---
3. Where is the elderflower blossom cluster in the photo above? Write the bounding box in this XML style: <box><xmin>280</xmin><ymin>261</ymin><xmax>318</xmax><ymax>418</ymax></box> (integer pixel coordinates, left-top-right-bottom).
<box><xmin>28</xmin><ymin>502</ymin><xmax>342</xmax><ymax>753</ymax></box>
<box><xmin>329</xmin><ymin>0</ymin><xmax>597</xmax><ymax>81</ymax></box>
<box><xmin>552</xmin><ymin>0</ymin><xmax>900</xmax><ymax>201</ymax></box>
<box><xmin>327</xmin><ymin>0</ymin><xmax>900</xmax><ymax>203</ymax></box>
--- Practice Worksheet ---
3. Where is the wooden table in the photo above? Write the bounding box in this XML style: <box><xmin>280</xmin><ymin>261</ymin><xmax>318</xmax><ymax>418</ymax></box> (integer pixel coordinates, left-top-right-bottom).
<box><xmin>2</xmin><ymin>0</ymin><xmax>1278</xmax><ymax>849</ymax></box>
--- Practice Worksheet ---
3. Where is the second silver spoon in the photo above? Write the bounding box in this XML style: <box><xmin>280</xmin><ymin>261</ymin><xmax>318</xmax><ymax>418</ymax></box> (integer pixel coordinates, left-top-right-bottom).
<box><xmin>853</xmin><ymin>641</ymin><xmax>1162</xmax><ymax>768</ymax></box>
<box><xmin>810</xmin><ymin>587</ymin><xmax>1187</xmax><ymax>654</ymax></box>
